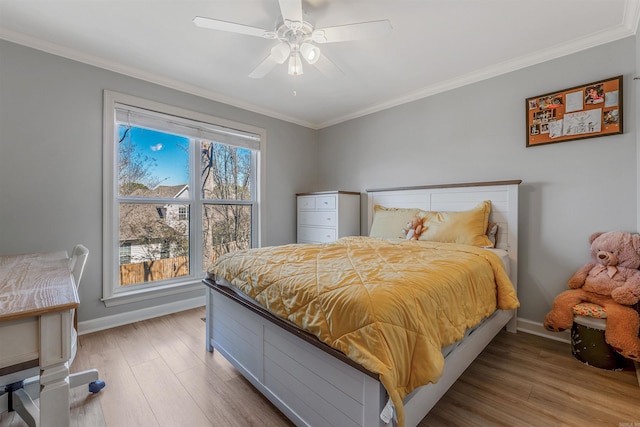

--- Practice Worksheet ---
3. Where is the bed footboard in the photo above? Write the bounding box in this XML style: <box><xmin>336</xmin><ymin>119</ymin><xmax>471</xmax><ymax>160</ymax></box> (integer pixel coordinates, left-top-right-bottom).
<box><xmin>205</xmin><ymin>283</ymin><xmax>387</xmax><ymax>427</ymax></box>
<box><xmin>205</xmin><ymin>279</ymin><xmax>515</xmax><ymax>427</ymax></box>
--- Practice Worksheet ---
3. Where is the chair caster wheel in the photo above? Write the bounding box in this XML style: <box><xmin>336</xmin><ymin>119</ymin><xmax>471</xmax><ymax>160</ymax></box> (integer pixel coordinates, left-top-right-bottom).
<box><xmin>89</xmin><ymin>380</ymin><xmax>106</xmax><ymax>393</ymax></box>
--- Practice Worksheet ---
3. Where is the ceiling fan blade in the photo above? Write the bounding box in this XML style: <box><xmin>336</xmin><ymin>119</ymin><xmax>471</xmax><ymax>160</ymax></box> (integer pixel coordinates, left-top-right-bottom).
<box><xmin>249</xmin><ymin>56</ymin><xmax>278</xmax><ymax>79</ymax></box>
<box><xmin>193</xmin><ymin>16</ymin><xmax>272</xmax><ymax>38</ymax></box>
<box><xmin>312</xmin><ymin>53</ymin><xmax>343</xmax><ymax>78</ymax></box>
<box><xmin>278</xmin><ymin>0</ymin><xmax>303</xmax><ymax>24</ymax></box>
<box><xmin>313</xmin><ymin>19</ymin><xmax>392</xmax><ymax>43</ymax></box>
<box><xmin>248</xmin><ymin>43</ymin><xmax>291</xmax><ymax>78</ymax></box>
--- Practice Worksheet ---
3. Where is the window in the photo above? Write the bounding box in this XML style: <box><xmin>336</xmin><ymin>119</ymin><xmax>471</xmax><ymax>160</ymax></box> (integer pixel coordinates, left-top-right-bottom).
<box><xmin>119</xmin><ymin>243</ymin><xmax>131</xmax><ymax>264</ymax></box>
<box><xmin>103</xmin><ymin>91</ymin><xmax>263</xmax><ymax>306</ymax></box>
<box><xmin>178</xmin><ymin>206</ymin><xmax>188</xmax><ymax>221</ymax></box>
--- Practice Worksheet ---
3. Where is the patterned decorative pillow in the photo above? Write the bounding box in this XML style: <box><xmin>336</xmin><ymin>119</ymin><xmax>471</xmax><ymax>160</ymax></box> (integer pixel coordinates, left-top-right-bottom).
<box><xmin>572</xmin><ymin>302</ymin><xmax>607</xmax><ymax>319</ymax></box>
<box><xmin>487</xmin><ymin>222</ymin><xmax>498</xmax><ymax>247</ymax></box>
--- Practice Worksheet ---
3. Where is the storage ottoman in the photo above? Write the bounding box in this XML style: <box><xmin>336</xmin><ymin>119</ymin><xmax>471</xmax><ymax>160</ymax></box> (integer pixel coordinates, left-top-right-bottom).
<box><xmin>571</xmin><ymin>302</ymin><xmax>626</xmax><ymax>371</ymax></box>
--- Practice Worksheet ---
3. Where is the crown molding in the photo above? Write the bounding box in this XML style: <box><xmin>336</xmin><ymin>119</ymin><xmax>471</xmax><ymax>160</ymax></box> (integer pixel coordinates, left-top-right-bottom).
<box><xmin>624</xmin><ymin>0</ymin><xmax>640</xmax><ymax>33</ymax></box>
<box><xmin>318</xmin><ymin>15</ymin><xmax>639</xmax><ymax>128</ymax></box>
<box><xmin>0</xmin><ymin>27</ymin><xmax>316</xmax><ymax>129</ymax></box>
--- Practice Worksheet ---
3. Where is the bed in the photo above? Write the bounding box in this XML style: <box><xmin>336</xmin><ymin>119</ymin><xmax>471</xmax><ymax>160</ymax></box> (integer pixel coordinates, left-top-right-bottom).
<box><xmin>203</xmin><ymin>180</ymin><xmax>521</xmax><ymax>427</ymax></box>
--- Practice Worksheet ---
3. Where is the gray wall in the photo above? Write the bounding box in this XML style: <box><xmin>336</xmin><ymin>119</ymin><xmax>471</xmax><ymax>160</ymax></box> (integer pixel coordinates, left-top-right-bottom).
<box><xmin>0</xmin><ymin>39</ymin><xmax>318</xmax><ymax>323</ymax></box>
<box><xmin>317</xmin><ymin>36</ymin><xmax>637</xmax><ymax>325</ymax></box>
<box><xmin>1</xmin><ymin>35</ymin><xmax>638</xmax><ymax>328</ymax></box>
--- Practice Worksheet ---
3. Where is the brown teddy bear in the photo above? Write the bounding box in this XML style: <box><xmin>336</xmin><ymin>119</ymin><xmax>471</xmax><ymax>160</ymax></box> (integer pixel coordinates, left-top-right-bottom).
<box><xmin>543</xmin><ymin>231</ymin><xmax>640</xmax><ymax>361</ymax></box>
<box><xmin>402</xmin><ymin>216</ymin><xmax>424</xmax><ymax>240</ymax></box>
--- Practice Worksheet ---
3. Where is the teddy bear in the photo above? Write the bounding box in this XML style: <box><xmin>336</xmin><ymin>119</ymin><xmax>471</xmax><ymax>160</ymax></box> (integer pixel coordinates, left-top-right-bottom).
<box><xmin>402</xmin><ymin>216</ymin><xmax>424</xmax><ymax>240</ymax></box>
<box><xmin>543</xmin><ymin>231</ymin><xmax>640</xmax><ymax>361</ymax></box>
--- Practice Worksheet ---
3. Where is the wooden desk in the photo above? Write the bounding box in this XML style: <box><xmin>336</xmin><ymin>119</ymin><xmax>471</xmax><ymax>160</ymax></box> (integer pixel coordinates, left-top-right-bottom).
<box><xmin>0</xmin><ymin>251</ymin><xmax>79</xmax><ymax>427</ymax></box>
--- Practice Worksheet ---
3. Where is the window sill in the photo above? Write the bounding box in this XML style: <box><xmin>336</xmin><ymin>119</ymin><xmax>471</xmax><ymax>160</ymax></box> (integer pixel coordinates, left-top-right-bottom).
<box><xmin>101</xmin><ymin>279</ymin><xmax>205</xmax><ymax>307</ymax></box>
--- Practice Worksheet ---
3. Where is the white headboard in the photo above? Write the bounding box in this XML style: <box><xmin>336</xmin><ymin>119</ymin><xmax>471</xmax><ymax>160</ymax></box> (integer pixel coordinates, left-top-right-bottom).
<box><xmin>367</xmin><ymin>180</ymin><xmax>521</xmax><ymax>290</ymax></box>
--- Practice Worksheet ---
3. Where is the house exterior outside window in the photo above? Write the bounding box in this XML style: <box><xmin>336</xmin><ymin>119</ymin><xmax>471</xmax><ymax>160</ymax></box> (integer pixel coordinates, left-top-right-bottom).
<box><xmin>103</xmin><ymin>91</ymin><xmax>264</xmax><ymax>306</ymax></box>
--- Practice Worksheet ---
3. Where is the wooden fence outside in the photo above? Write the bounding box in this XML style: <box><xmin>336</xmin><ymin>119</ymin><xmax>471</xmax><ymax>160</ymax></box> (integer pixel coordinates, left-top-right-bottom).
<box><xmin>119</xmin><ymin>240</ymin><xmax>248</xmax><ymax>286</ymax></box>
<box><xmin>120</xmin><ymin>256</ymin><xmax>189</xmax><ymax>286</ymax></box>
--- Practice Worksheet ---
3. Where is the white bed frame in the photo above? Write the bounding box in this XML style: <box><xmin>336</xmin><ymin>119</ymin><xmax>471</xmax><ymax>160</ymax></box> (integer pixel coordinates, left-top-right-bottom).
<box><xmin>204</xmin><ymin>180</ymin><xmax>520</xmax><ymax>427</ymax></box>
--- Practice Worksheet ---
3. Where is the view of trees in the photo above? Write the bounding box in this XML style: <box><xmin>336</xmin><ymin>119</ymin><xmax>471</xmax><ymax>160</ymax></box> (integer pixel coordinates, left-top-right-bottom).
<box><xmin>118</xmin><ymin>126</ymin><xmax>165</xmax><ymax>195</ymax></box>
<box><xmin>117</xmin><ymin>124</ymin><xmax>253</xmax><ymax>286</ymax></box>
<box><xmin>200</xmin><ymin>141</ymin><xmax>252</xmax><ymax>267</ymax></box>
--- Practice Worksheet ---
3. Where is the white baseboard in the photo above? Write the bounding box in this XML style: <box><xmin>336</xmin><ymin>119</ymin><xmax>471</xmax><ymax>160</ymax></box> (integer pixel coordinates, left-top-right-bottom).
<box><xmin>78</xmin><ymin>299</ymin><xmax>568</xmax><ymax>346</ymax></box>
<box><xmin>78</xmin><ymin>296</ymin><xmax>206</xmax><ymax>335</ymax></box>
<box><xmin>516</xmin><ymin>317</ymin><xmax>571</xmax><ymax>344</ymax></box>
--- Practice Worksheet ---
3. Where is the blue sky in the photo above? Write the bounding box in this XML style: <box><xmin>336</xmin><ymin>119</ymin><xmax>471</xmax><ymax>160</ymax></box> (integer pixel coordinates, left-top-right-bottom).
<box><xmin>120</xmin><ymin>126</ymin><xmax>190</xmax><ymax>187</ymax></box>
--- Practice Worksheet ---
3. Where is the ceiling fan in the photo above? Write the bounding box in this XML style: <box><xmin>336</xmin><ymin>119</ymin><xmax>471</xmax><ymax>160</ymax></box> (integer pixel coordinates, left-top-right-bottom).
<box><xmin>193</xmin><ymin>0</ymin><xmax>392</xmax><ymax>78</ymax></box>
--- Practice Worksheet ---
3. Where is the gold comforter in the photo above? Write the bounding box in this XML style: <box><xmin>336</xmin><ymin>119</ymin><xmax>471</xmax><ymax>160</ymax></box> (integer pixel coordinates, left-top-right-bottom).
<box><xmin>208</xmin><ymin>236</ymin><xmax>519</xmax><ymax>426</ymax></box>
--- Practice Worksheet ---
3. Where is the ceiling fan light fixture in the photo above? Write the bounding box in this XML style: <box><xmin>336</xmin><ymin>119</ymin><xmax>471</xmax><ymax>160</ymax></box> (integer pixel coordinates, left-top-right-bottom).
<box><xmin>193</xmin><ymin>1</ymin><xmax>392</xmax><ymax>79</ymax></box>
<box><xmin>311</xmin><ymin>29</ymin><xmax>326</xmax><ymax>43</ymax></box>
<box><xmin>288</xmin><ymin>52</ymin><xmax>303</xmax><ymax>76</ymax></box>
<box><xmin>300</xmin><ymin>42</ymin><xmax>320</xmax><ymax>64</ymax></box>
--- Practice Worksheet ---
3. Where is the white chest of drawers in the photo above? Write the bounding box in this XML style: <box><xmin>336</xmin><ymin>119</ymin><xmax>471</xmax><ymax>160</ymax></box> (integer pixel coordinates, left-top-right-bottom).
<box><xmin>296</xmin><ymin>191</ymin><xmax>360</xmax><ymax>244</ymax></box>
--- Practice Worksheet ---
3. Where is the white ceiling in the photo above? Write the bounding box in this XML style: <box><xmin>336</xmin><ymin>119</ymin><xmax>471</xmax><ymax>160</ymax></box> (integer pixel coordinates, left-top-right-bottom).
<box><xmin>1</xmin><ymin>0</ymin><xmax>638</xmax><ymax>129</ymax></box>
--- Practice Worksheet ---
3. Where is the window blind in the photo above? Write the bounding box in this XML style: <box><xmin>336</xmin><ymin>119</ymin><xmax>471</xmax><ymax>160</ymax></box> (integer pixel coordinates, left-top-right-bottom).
<box><xmin>115</xmin><ymin>104</ymin><xmax>261</xmax><ymax>151</ymax></box>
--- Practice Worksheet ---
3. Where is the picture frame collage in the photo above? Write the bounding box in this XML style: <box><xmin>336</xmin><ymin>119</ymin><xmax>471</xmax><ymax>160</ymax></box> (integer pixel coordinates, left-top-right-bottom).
<box><xmin>526</xmin><ymin>75</ymin><xmax>622</xmax><ymax>147</ymax></box>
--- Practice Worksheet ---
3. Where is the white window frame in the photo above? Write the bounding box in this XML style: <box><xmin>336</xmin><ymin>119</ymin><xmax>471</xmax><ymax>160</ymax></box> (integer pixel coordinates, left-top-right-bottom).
<box><xmin>102</xmin><ymin>90</ymin><xmax>265</xmax><ymax>307</ymax></box>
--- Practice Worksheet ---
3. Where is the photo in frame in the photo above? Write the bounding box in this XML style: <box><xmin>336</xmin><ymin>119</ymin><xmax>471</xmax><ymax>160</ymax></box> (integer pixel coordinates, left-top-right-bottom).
<box><xmin>526</xmin><ymin>75</ymin><xmax>623</xmax><ymax>147</ymax></box>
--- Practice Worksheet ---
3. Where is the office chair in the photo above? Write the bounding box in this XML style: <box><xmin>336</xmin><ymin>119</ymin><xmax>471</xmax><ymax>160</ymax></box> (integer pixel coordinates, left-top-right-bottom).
<box><xmin>70</xmin><ymin>243</ymin><xmax>90</xmax><ymax>288</ymax></box>
<box><xmin>0</xmin><ymin>244</ymin><xmax>105</xmax><ymax>426</ymax></box>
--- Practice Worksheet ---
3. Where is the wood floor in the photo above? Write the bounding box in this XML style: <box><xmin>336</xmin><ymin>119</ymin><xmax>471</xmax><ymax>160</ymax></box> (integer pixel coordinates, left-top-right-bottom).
<box><xmin>1</xmin><ymin>307</ymin><xmax>639</xmax><ymax>426</ymax></box>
